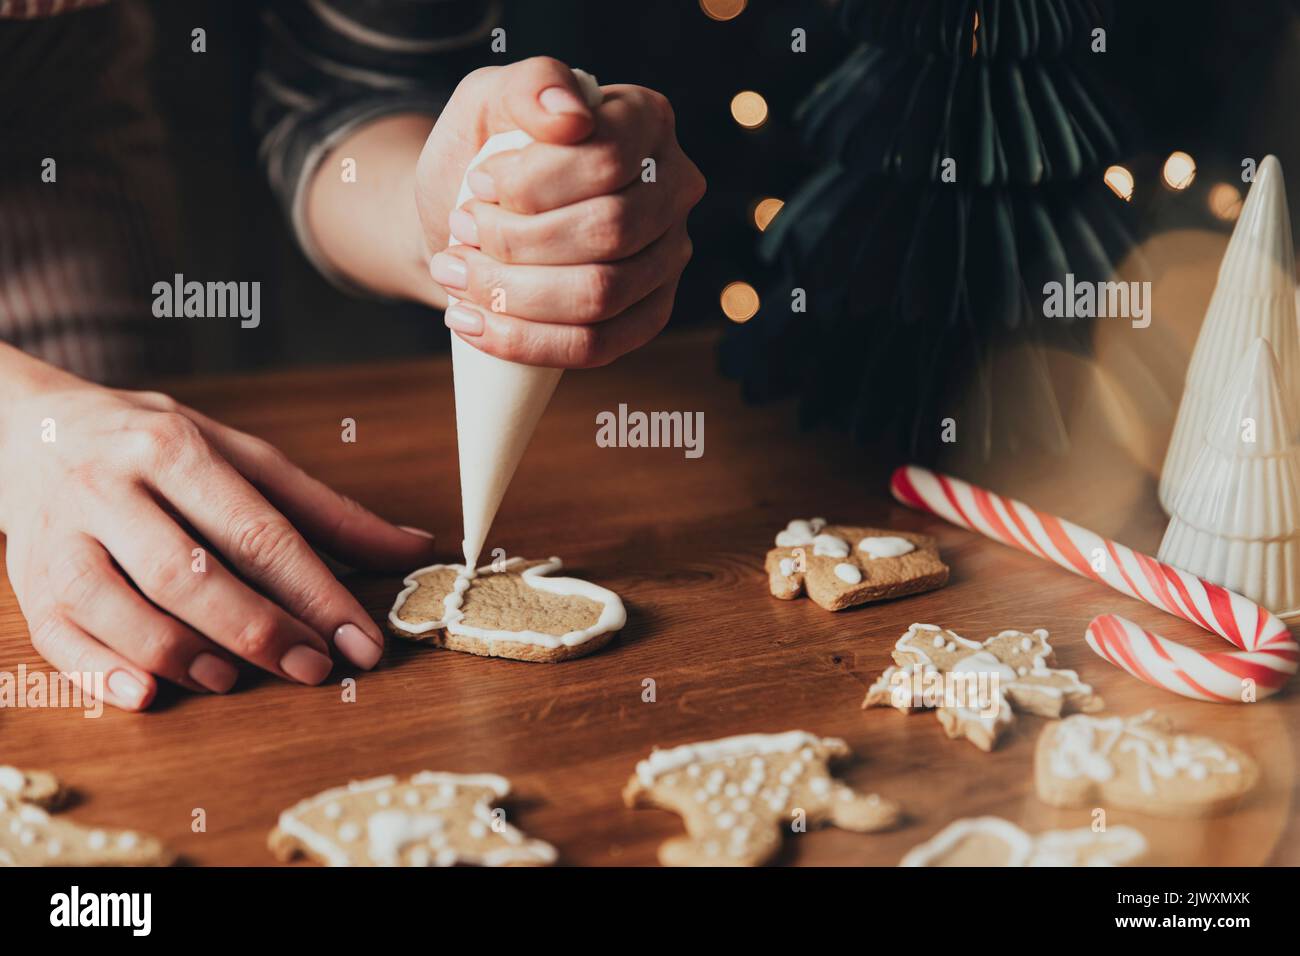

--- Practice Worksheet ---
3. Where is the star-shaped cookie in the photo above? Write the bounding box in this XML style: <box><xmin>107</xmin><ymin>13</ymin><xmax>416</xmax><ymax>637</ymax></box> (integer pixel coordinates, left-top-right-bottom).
<box><xmin>862</xmin><ymin>623</ymin><xmax>1103</xmax><ymax>751</ymax></box>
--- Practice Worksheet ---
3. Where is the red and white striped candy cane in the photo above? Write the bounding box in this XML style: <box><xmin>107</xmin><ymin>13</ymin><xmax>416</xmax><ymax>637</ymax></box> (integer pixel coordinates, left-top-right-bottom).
<box><xmin>890</xmin><ymin>465</ymin><xmax>1299</xmax><ymax>703</ymax></box>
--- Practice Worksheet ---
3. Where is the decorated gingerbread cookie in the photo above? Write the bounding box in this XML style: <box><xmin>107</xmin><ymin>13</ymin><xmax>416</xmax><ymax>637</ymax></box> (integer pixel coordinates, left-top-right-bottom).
<box><xmin>1035</xmin><ymin>711</ymin><xmax>1258</xmax><ymax>818</ymax></box>
<box><xmin>388</xmin><ymin>556</ymin><xmax>626</xmax><ymax>663</ymax></box>
<box><xmin>269</xmin><ymin>771</ymin><xmax>557</xmax><ymax>867</ymax></box>
<box><xmin>899</xmin><ymin>816</ymin><xmax>1146</xmax><ymax>867</ymax></box>
<box><xmin>766</xmin><ymin>519</ymin><xmax>947</xmax><ymax>611</ymax></box>
<box><xmin>623</xmin><ymin>731</ymin><xmax>901</xmax><ymax>866</ymax></box>
<box><xmin>0</xmin><ymin>768</ymin><xmax>173</xmax><ymax>866</ymax></box>
<box><xmin>863</xmin><ymin>624</ymin><xmax>1103</xmax><ymax>751</ymax></box>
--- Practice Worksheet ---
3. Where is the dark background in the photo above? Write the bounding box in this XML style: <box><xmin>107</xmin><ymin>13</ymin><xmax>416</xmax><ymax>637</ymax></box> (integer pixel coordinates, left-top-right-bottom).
<box><xmin>142</xmin><ymin>0</ymin><xmax>1300</xmax><ymax>374</ymax></box>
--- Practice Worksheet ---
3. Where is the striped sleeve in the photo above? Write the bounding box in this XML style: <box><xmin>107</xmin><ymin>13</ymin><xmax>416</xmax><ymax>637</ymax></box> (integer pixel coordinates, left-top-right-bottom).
<box><xmin>254</xmin><ymin>0</ymin><xmax>499</xmax><ymax>291</ymax></box>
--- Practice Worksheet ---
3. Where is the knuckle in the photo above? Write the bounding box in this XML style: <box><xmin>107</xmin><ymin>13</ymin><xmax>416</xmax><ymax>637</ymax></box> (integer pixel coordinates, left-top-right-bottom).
<box><xmin>584</xmin><ymin>196</ymin><xmax>632</xmax><ymax>260</ymax></box>
<box><xmin>134</xmin><ymin>625</ymin><xmax>186</xmax><ymax>674</ymax></box>
<box><xmin>131</xmin><ymin>390</ymin><xmax>178</xmax><ymax>412</ymax></box>
<box><xmin>588</xmin><ymin>143</ymin><xmax>626</xmax><ymax>190</ymax></box>
<box><xmin>132</xmin><ymin>412</ymin><xmax>204</xmax><ymax>471</ymax></box>
<box><xmin>233</xmin><ymin>615</ymin><xmax>279</xmax><ymax>661</ymax></box>
<box><xmin>574</xmin><ymin>265</ymin><xmax>620</xmax><ymax>321</ymax></box>
<box><xmin>28</xmin><ymin>612</ymin><xmax>67</xmax><ymax>658</ymax></box>
<box><xmin>647</xmin><ymin>89</ymin><xmax>675</xmax><ymax>129</ymax></box>
<box><xmin>143</xmin><ymin>551</ymin><xmax>190</xmax><ymax>603</ymax></box>
<box><xmin>229</xmin><ymin>513</ymin><xmax>298</xmax><ymax>573</ymax></box>
<box><xmin>48</xmin><ymin>550</ymin><xmax>104</xmax><ymax>613</ymax></box>
<box><xmin>492</xmin><ymin>318</ymin><xmax>530</xmax><ymax>364</ymax></box>
<box><xmin>565</xmin><ymin>326</ymin><xmax>604</xmax><ymax>369</ymax></box>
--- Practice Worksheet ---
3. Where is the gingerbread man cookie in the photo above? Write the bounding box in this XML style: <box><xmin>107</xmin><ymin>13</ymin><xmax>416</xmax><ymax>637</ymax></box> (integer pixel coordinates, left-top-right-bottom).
<box><xmin>1035</xmin><ymin>711</ymin><xmax>1258</xmax><ymax>818</ymax></box>
<box><xmin>766</xmin><ymin>519</ymin><xmax>948</xmax><ymax>611</ymax></box>
<box><xmin>270</xmin><ymin>771</ymin><xmax>557</xmax><ymax>866</ymax></box>
<box><xmin>0</xmin><ymin>767</ymin><xmax>173</xmax><ymax>866</ymax></box>
<box><xmin>863</xmin><ymin>624</ymin><xmax>1103</xmax><ymax>751</ymax></box>
<box><xmin>389</xmin><ymin>556</ymin><xmax>626</xmax><ymax>662</ymax></box>
<box><xmin>623</xmin><ymin>731</ymin><xmax>901</xmax><ymax>866</ymax></box>
<box><xmin>900</xmin><ymin>816</ymin><xmax>1147</xmax><ymax>867</ymax></box>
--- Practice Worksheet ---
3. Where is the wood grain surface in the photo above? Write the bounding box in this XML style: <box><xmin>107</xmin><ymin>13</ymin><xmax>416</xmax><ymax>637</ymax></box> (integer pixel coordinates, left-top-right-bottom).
<box><xmin>0</xmin><ymin>328</ymin><xmax>1295</xmax><ymax>866</ymax></box>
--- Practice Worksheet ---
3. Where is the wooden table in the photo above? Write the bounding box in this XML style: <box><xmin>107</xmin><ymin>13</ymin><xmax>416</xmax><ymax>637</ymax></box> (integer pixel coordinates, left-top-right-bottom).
<box><xmin>1</xmin><ymin>328</ymin><xmax>1295</xmax><ymax>866</ymax></box>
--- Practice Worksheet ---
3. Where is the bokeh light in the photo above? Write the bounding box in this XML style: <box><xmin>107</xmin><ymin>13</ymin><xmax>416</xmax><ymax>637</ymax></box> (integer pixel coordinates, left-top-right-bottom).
<box><xmin>700</xmin><ymin>0</ymin><xmax>746</xmax><ymax>21</ymax></box>
<box><xmin>721</xmin><ymin>281</ymin><xmax>760</xmax><ymax>322</ymax></box>
<box><xmin>1208</xmin><ymin>182</ymin><xmax>1243</xmax><ymax>221</ymax></box>
<box><xmin>730</xmin><ymin>91</ymin><xmax>768</xmax><ymax>129</ymax></box>
<box><xmin>1104</xmin><ymin>164</ymin><xmax>1135</xmax><ymax>202</ymax></box>
<box><xmin>1163</xmin><ymin>151</ymin><xmax>1197</xmax><ymax>190</ymax></box>
<box><xmin>752</xmin><ymin>197</ymin><xmax>784</xmax><ymax>231</ymax></box>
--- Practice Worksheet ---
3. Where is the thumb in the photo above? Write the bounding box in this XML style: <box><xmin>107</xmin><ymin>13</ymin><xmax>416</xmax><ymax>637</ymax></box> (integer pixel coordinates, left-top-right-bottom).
<box><xmin>485</xmin><ymin>56</ymin><xmax>598</xmax><ymax>145</ymax></box>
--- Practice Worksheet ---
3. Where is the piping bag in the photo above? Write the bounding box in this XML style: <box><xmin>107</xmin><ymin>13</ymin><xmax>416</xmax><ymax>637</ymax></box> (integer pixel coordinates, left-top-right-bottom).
<box><xmin>448</xmin><ymin>69</ymin><xmax>605</xmax><ymax>570</ymax></box>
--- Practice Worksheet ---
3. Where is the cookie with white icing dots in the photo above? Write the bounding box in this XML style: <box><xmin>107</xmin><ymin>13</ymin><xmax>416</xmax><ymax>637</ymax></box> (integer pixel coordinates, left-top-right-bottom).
<box><xmin>388</xmin><ymin>556</ymin><xmax>626</xmax><ymax>663</ymax></box>
<box><xmin>1035</xmin><ymin>711</ymin><xmax>1259</xmax><ymax>818</ymax></box>
<box><xmin>862</xmin><ymin>623</ymin><xmax>1103</xmax><ymax>752</ymax></box>
<box><xmin>0</xmin><ymin>767</ymin><xmax>173</xmax><ymax>866</ymax></box>
<box><xmin>623</xmin><ymin>731</ymin><xmax>901</xmax><ymax>866</ymax></box>
<box><xmin>899</xmin><ymin>816</ymin><xmax>1147</xmax><ymax>867</ymax></box>
<box><xmin>766</xmin><ymin>519</ymin><xmax>948</xmax><ymax>611</ymax></box>
<box><xmin>269</xmin><ymin>772</ymin><xmax>557</xmax><ymax>867</ymax></box>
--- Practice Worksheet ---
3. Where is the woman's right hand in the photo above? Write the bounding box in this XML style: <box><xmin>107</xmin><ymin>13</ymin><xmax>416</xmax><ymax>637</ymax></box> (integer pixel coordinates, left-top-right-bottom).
<box><xmin>0</xmin><ymin>346</ymin><xmax>438</xmax><ymax>710</ymax></box>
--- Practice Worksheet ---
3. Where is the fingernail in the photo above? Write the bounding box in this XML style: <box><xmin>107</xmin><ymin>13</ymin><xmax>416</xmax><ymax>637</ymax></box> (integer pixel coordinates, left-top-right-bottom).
<box><xmin>467</xmin><ymin>169</ymin><xmax>497</xmax><ymax>201</ymax></box>
<box><xmin>448</xmin><ymin>208</ymin><xmax>479</xmax><ymax>245</ymax></box>
<box><xmin>280</xmin><ymin>645</ymin><xmax>333</xmax><ymax>685</ymax></box>
<box><xmin>430</xmin><ymin>252</ymin><xmax>468</xmax><ymax>290</ymax></box>
<box><xmin>398</xmin><ymin>525</ymin><xmax>435</xmax><ymax>539</ymax></box>
<box><xmin>444</xmin><ymin>304</ymin><xmax>484</xmax><ymax>335</ymax></box>
<box><xmin>107</xmin><ymin>669</ymin><xmax>149</xmax><ymax>709</ymax></box>
<box><xmin>334</xmin><ymin>624</ymin><xmax>383</xmax><ymax>671</ymax></box>
<box><xmin>189</xmin><ymin>653</ymin><xmax>238</xmax><ymax>693</ymax></box>
<box><xmin>539</xmin><ymin>85</ymin><xmax>590</xmax><ymax>117</ymax></box>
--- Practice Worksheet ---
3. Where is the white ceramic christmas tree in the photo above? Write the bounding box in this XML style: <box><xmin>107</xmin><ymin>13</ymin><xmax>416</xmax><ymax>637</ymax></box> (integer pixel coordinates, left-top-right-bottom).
<box><xmin>1159</xmin><ymin>155</ymin><xmax>1300</xmax><ymax>513</ymax></box>
<box><xmin>1158</xmin><ymin>338</ymin><xmax>1300</xmax><ymax>619</ymax></box>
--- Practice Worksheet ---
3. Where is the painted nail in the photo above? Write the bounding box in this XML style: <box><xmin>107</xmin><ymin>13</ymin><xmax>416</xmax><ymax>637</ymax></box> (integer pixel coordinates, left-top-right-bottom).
<box><xmin>539</xmin><ymin>85</ymin><xmax>590</xmax><ymax>117</ymax></box>
<box><xmin>398</xmin><ymin>525</ymin><xmax>435</xmax><ymax>539</ymax></box>
<box><xmin>280</xmin><ymin>645</ymin><xmax>333</xmax><ymax>685</ymax></box>
<box><xmin>334</xmin><ymin>624</ymin><xmax>383</xmax><ymax>671</ymax></box>
<box><xmin>107</xmin><ymin>670</ymin><xmax>149</xmax><ymax>709</ymax></box>
<box><xmin>467</xmin><ymin>169</ymin><xmax>497</xmax><ymax>201</ymax></box>
<box><xmin>430</xmin><ymin>252</ymin><xmax>468</xmax><ymax>290</ymax></box>
<box><xmin>444</xmin><ymin>304</ymin><xmax>484</xmax><ymax>335</ymax></box>
<box><xmin>448</xmin><ymin>208</ymin><xmax>479</xmax><ymax>245</ymax></box>
<box><xmin>189</xmin><ymin>653</ymin><xmax>238</xmax><ymax>693</ymax></box>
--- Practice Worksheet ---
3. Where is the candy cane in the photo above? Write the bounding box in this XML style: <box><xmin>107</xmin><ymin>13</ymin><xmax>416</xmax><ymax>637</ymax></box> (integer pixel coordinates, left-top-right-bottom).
<box><xmin>890</xmin><ymin>465</ymin><xmax>1299</xmax><ymax>703</ymax></box>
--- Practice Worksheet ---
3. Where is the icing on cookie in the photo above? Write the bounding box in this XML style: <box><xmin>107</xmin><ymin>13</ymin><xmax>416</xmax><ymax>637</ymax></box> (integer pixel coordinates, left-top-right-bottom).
<box><xmin>1047</xmin><ymin>712</ymin><xmax>1245</xmax><ymax>795</ymax></box>
<box><xmin>900</xmin><ymin>816</ymin><xmax>1147</xmax><ymax>867</ymax></box>
<box><xmin>858</xmin><ymin>536</ymin><xmax>915</xmax><ymax>559</ymax></box>
<box><xmin>834</xmin><ymin>563</ymin><xmax>862</xmax><ymax>584</ymax></box>
<box><xmin>0</xmin><ymin>767</ymin><xmax>24</xmax><ymax>793</ymax></box>
<box><xmin>389</xmin><ymin>556</ymin><xmax>626</xmax><ymax>649</ymax></box>
<box><xmin>275</xmin><ymin>772</ymin><xmax>555</xmax><ymax>867</ymax></box>
<box><xmin>774</xmin><ymin>518</ymin><xmax>826</xmax><ymax>547</ymax></box>
<box><xmin>899</xmin><ymin>816</ymin><xmax>1034</xmax><ymax>867</ymax></box>
<box><xmin>812</xmin><ymin>534</ymin><xmax>850</xmax><ymax>558</ymax></box>
<box><xmin>634</xmin><ymin>731</ymin><xmax>831</xmax><ymax>786</ymax></box>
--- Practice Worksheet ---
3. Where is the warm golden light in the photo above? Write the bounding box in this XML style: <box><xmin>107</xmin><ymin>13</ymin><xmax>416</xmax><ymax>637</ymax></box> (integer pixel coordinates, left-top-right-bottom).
<box><xmin>1163</xmin><ymin>150</ymin><xmax>1197</xmax><ymax>190</ymax></box>
<box><xmin>971</xmin><ymin>11</ymin><xmax>980</xmax><ymax>56</ymax></box>
<box><xmin>700</xmin><ymin>0</ymin><xmax>746</xmax><ymax>21</ymax></box>
<box><xmin>752</xmin><ymin>197</ymin><xmax>784</xmax><ymax>231</ymax></box>
<box><xmin>730</xmin><ymin>91</ymin><xmax>768</xmax><ymax>129</ymax></box>
<box><xmin>721</xmin><ymin>281</ymin><xmax>760</xmax><ymax>322</ymax></box>
<box><xmin>1104</xmin><ymin>164</ymin><xmax>1135</xmax><ymax>202</ymax></box>
<box><xmin>1208</xmin><ymin>182</ymin><xmax>1243</xmax><ymax>221</ymax></box>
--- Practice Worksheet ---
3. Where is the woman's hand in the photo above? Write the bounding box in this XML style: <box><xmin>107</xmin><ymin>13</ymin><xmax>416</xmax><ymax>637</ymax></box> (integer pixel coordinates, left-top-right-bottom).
<box><xmin>417</xmin><ymin>57</ymin><xmax>706</xmax><ymax>368</ymax></box>
<box><xmin>0</xmin><ymin>348</ymin><xmax>437</xmax><ymax>710</ymax></box>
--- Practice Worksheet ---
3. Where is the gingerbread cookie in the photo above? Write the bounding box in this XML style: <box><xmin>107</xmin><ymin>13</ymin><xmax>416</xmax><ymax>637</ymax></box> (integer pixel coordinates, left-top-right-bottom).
<box><xmin>623</xmin><ymin>731</ymin><xmax>901</xmax><ymax>866</ymax></box>
<box><xmin>389</xmin><ymin>556</ymin><xmax>626</xmax><ymax>663</ymax></box>
<box><xmin>269</xmin><ymin>772</ymin><xmax>557</xmax><ymax>867</ymax></box>
<box><xmin>863</xmin><ymin>624</ymin><xmax>1103</xmax><ymax>751</ymax></box>
<box><xmin>766</xmin><ymin>519</ymin><xmax>947</xmax><ymax>611</ymax></box>
<box><xmin>0</xmin><ymin>769</ymin><xmax>172</xmax><ymax>866</ymax></box>
<box><xmin>900</xmin><ymin>816</ymin><xmax>1146</xmax><ymax>867</ymax></box>
<box><xmin>1035</xmin><ymin>711</ymin><xmax>1258</xmax><ymax>818</ymax></box>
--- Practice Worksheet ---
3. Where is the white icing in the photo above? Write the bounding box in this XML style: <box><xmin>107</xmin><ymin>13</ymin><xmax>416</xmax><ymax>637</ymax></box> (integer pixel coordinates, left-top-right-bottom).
<box><xmin>367</xmin><ymin>810</ymin><xmax>444</xmax><ymax>866</ymax></box>
<box><xmin>778</xmin><ymin>558</ymin><xmax>795</xmax><ymax>577</ymax></box>
<box><xmin>0</xmin><ymin>767</ymin><xmax>24</xmax><ymax>793</ymax></box>
<box><xmin>900</xmin><ymin>817</ymin><xmax>1035</xmax><ymax>867</ymax></box>
<box><xmin>900</xmin><ymin>816</ymin><xmax>1147</xmax><ymax>867</ymax></box>
<box><xmin>858</xmin><ymin>536</ymin><xmax>915</xmax><ymax>559</ymax></box>
<box><xmin>812</xmin><ymin>534</ymin><xmax>850</xmax><ymax>558</ymax></box>
<box><xmin>389</xmin><ymin>556</ymin><xmax>626</xmax><ymax>649</ymax></box>
<box><xmin>834</xmin><ymin>563</ymin><xmax>862</xmax><ymax>584</ymax></box>
<box><xmin>635</xmin><ymin>731</ymin><xmax>834</xmax><ymax>786</ymax></box>
<box><xmin>1046</xmin><ymin>712</ymin><xmax>1245</xmax><ymax>795</ymax></box>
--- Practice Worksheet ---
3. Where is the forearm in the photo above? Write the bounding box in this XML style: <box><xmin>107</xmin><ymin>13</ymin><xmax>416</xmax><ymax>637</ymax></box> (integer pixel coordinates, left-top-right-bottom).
<box><xmin>303</xmin><ymin>113</ymin><xmax>447</xmax><ymax>309</ymax></box>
